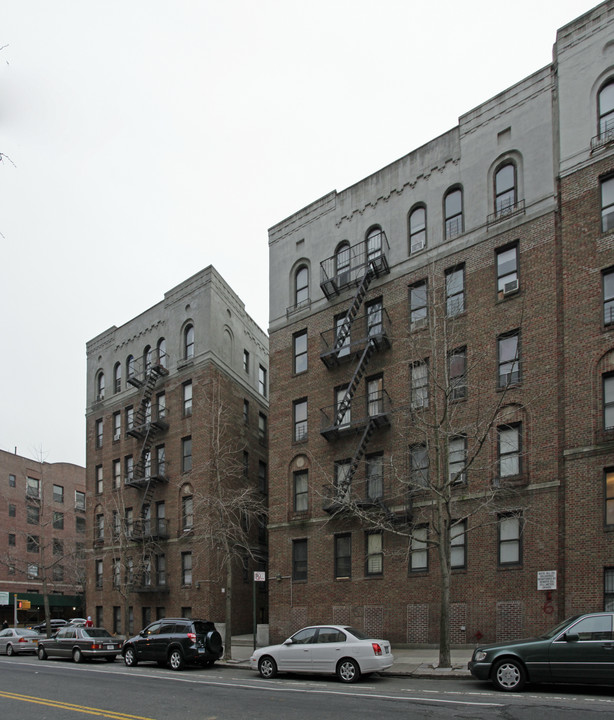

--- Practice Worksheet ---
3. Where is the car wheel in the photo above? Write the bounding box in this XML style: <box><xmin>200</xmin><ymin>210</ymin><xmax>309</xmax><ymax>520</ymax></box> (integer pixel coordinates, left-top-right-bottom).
<box><xmin>337</xmin><ymin>658</ymin><xmax>361</xmax><ymax>683</ymax></box>
<box><xmin>6</xmin><ymin>644</ymin><xmax>14</xmax><ymax>657</ymax></box>
<box><xmin>73</xmin><ymin>648</ymin><xmax>83</xmax><ymax>663</ymax></box>
<box><xmin>492</xmin><ymin>658</ymin><xmax>526</xmax><ymax>692</ymax></box>
<box><xmin>258</xmin><ymin>655</ymin><xmax>278</xmax><ymax>679</ymax></box>
<box><xmin>168</xmin><ymin>648</ymin><xmax>185</xmax><ymax>671</ymax></box>
<box><xmin>123</xmin><ymin>646</ymin><xmax>138</xmax><ymax>667</ymax></box>
<box><xmin>205</xmin><ymin>630</ymin><xmax>223</xmax><ymax>655</ymax></box>
<box><xmin>38</xmin><ymin>646</ymin><xmax>47</xmax><ymax>660</ymax></box>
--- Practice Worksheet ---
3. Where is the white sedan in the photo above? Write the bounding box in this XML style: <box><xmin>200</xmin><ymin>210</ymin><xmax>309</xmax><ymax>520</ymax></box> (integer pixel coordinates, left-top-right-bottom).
<box><xmin>250</xmin><ymin>625</ymin><xmax>394</xmax><ymax>683</ymax></box>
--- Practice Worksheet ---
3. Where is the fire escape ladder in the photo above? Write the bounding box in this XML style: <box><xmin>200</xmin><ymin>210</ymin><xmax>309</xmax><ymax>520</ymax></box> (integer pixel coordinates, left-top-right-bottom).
<box><xmin>332</xmin><ymin>266</ymin><xmax>375</xmax><ymax>353</ymax></box>
<box><xmin>134</xmin><ymin>370</ymin><xmax>161</xmax><ymax>427</ymax></box>
<box><xmin>337</xmin><ymin>418</ymin><xmax>377</xmax><ymax>500</ymax></box>
<box><xmin>335</xmin><ymin>339</ymin><xmax>375</xmax><ymax>426</ymax></box>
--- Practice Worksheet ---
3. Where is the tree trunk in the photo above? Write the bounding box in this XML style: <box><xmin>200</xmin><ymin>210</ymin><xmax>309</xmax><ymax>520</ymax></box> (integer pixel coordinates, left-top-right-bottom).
<box><xmin>224</xmin><ymin>559</ymin><xmax>233</xmax><ymax>660</ymax></box>
<box><xmin>437</xmin><ymin>501</ymin><xmax>451</xmax><ymax>668</ymax></box>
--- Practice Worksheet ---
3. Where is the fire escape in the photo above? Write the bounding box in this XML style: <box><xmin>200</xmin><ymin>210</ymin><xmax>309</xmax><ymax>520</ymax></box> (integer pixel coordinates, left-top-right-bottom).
<box><xmin>125</xmin><ymin>349</ymin><xmax>170</xmax><ymax>592</ymax></box>
<box><xmin>318</xmin><ymin>231</ymin><xmax>393</xmax><ymax>516</ymax></box>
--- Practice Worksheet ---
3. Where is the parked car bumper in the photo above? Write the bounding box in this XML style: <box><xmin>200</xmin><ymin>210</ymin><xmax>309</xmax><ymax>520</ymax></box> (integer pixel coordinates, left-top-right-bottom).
<box><xmin>468</xmin><ymin>661</ymin><xmax>491</xmax><ymax>680</ymax></box>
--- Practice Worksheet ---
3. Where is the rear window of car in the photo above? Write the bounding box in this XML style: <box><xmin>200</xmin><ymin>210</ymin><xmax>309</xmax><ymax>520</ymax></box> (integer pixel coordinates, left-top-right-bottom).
<box><xmin>192</xmin><ymin>621</ymin><xmax>214</xmax><ymax>635</ymax></box>
<box><xmin>344</xmin><ymin>627</ymin><xmax>369</xmax><ymax>640</ymax></box>
<box><xmin>83</xmin><ymin>628</ymin><xmax>113</xmax><ymax>639</ymax></box>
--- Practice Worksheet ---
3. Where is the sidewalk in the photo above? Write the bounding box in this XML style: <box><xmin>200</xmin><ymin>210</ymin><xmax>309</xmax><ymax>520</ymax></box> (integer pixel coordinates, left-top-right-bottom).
<box><xmin>224</xmin><ymin>635</ymin><xmax>472</xmax><ymax>678</ymax></box>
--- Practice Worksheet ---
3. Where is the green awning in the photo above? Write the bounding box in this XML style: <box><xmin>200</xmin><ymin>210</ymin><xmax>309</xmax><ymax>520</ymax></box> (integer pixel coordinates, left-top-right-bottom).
<box><xmin>12</xmin><ymin>593</ymin><xmax>83</xmax><ymax>609</ymax></box>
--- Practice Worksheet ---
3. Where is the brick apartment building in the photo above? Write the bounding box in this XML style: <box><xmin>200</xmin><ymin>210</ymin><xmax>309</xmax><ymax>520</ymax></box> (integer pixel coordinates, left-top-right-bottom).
<box><xmin>85</xmin><ymin>266</ymin><xmax>268</xmax><ymax>636</ymax></box>
<box><xmin>266</xmin><ymin>1</ymin><xmax>614</xmax><ymax>645</ymax></box>
<box><xmin>0</xmin><ymin>448</ymin><xmax>86</xmax><ymax>626</ymax></box>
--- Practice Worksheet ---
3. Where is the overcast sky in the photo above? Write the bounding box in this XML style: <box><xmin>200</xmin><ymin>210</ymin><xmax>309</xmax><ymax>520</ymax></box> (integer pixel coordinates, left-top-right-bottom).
<box><xmin>0</xmin><ymin>0</ymin><xmax>598</xmax><ymax>467</ymax></box>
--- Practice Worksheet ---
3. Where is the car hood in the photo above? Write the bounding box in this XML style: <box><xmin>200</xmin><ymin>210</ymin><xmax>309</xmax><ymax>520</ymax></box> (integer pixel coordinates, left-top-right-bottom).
<box><xmin>474</xmin><ymin>636</ymin><xmax>543</xmax><ymax>653</ymax></box>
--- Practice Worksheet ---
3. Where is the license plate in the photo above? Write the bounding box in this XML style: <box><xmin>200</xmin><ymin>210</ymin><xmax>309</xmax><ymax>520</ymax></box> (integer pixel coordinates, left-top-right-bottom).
<box><xmin>106</xmin><ymin>645</ymin><xmax>115</xmax><ymax>650</ymax></box>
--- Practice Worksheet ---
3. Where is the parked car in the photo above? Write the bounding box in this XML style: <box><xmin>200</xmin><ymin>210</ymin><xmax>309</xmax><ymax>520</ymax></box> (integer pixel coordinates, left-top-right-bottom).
<box><xmin>32</xmin><ymin>618</ymin><xmax>68</xmax><ymax>634</ymax></box>
<box><xmin>469</xmin><ymin>611</ymin><xmax>614</xmax><ymax>691</ymax></box>
<box><xmin>250</xmin><ymin>625</ymin><xmax>394</xmax><ymax>683</ymax></box>
<box><xmin>0</xmin><ymin>627</ymin><xmax>39</xmax><ymax>655</ymax></box>
<box><xmin>37</xmin><ymin>625</ymin><xmax>122</xmax><ymax>663</ymax></box>
<box><xmin>122</xmin><ymin>618</ymin><xmax>223</xmax><ymax>671</ymax></box>
<box><xmin>67</xmin><ymin>618</ymin><xmax>87</xmax><ymax>627</ymax></box>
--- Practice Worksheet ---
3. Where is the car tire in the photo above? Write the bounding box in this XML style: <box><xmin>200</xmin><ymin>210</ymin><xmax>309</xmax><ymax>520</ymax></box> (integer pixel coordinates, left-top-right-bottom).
<box><xmin>168</xmin><ymin>648</ymin><xmax>185</xmax><ymax>671</ymax></box>
<box><xmin>258</xmin><ymin>655</ymin><xmax>278</xmax><ymax>679</ymax></box>
<box><xmin>492</xmin><ymin>658</ymin><xmax>526</xmax><ymax>692</ymax></box>
<box><xmin>38</xmin><ymin>646</ymin><xmax>47</xmax><ymax>660</ymax></box>
<box><xmin>123</xmin><ymin>646</ymin><xmax>138</xmax><ymax>667</ymax></box>
<box><xmin>73</xmin><ymin>648</ymin><xmax>83</xmax><ymax>664</ymax></box>
<box><xmin>6</xmin><ymin>644</ymin><xmax>14</xmax><ymax>657</ymax></box>
<box><xmin>337</xmin><ymin>658</ymin><xmax>361</xmax><ymax>683</ymax></box>
<box><xmin>205</xmin><ymin>630</ymin><xmax>223</xmax><ymax>655</ymax></box>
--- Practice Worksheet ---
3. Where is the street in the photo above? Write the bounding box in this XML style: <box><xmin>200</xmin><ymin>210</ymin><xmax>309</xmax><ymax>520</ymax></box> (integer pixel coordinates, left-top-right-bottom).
<box><xmin>3</xmin><ymin>655</ymin><xmax>614</xmax><ymax>719</ymax></box>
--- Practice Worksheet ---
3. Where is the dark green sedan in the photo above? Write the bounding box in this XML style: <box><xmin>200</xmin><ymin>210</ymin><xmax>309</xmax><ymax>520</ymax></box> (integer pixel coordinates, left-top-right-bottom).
<box><xmin>469</xmin><ymin>612</ymin><xmax>614</xmax><ymax>691</ymax></box>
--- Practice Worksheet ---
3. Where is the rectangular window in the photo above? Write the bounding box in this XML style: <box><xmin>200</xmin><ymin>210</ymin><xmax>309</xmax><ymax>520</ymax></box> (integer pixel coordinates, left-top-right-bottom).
<box><xmin>96</xmin><ymin>513</ymin><xmax>104</xmax><ymax>541</ymax></box>
<box><xmin>28</xmin><ymin>563</ymin><xmax>39</xmax><ymax>578</ymax></box>
<box><xmin>182</xmin><ymin>495</ymin><xmax>193</xmax><ymax>530</ymax></box>
<box><xmin>410</xmin><ymin>281</ymin><xmax>428</xmax><ymax>329</ymax></box>
<box><xmin>243</xmin><ymin>451</ymin><xmax>249</xmax><ymax>478</ymax></box>
<box><xmin>75</xmin><ymin>490</ymin><xmax>86</xmax><ymax>511</ymax></box>
<box><xmin>8</xmin><ymin>533</ymin><xmax>15</xmax><ymax>547</ymax></box>
<box><xmin>243</xmin><ymin>400</ymin><xmax>249</xmax><ymax>424</ymax></box>
<box><xmin>9</xmin><ymin>503</ymin><xmax>16</xmax><ymax>518</ymax></box>
<box><xmin>113</xmin><ymin>412</ymin><xmax>121</xmax><ymax>441</ymax></box>
<box><xmin>113</xmin><ymin>459</ymin><xmax>121</xmax><ymax>489</ymax></box>
<box><xmin>411</xmin><ymin>361</ymin><xmax>429</xmax><ymax>409</ymax></box>
<box><xmin>292</xmin><ymin>539</ymin><xmax>307</xmax><ymax>581</ymax></box>
<box><xmin>125</xmin><ymin>455</ymin><xmax>134</xmax><ymax>482</ymax></box>
<box><xmin>449</xmin><ymin>348</ymin><xmax>467</xmax><ymax>401</ymax></box>
<box><xmin>113</xmin><ymin>558</ymin><xmax>121</xmax><ymax>588</ymax></box>
<box><xmin>126</xmin><ymin>406</ymin><xmax>134</xmax><ymax>432</ymax></box>
<box><xmin>605</xmin><ymin>375</ymin><xmax>614</xmax><ymax>430</ymax></box>
<box><xmin>182</xmin><ymin>437</ymin><xmax>192</xmax><ymax>473</ymax></box>
<box><xmin>366</xmin><ymin>299</ymin><xmax>384</xmax><ymax>337</ymax></box>
<box><xmin>258</xmin><ymin>365</ymin><xmax>267</xmax><ymax>398</ymax></box>
<box><xmin>335</xmin><ymin>460</ymin><xmax>351</xmax><ymax>503</ymax></box>
<box><xmin>53</xmin><ymin>511</ymin><xmax>64</xmax><ymax>530</ymax></box>
<box><xmin>602</xmin><ymin>176</ymin><xmax>614</xmax><ymax>232</ymax></box>
<box><xmin>446</xmin><ymin>266</ymin><xmax>465</xmax><ymax>317</ymax></box>
<box><xmin>498</xmin><ymin>331</ymin><xmax>520</xmax><ymax>387</ymax></box>
<box><xmin>181</xmin><ymin>552</ymin><xmax>192</xmax><ymax>585</ymax></box>
<box><xmin>9</xmin><ymin>473</ymin><xmax>16</xmax><ymax>487</ymax></box>
<box><xmin>27</xmin><ymin>534</ymin><xmax>39</xmax><ymax>553</ymax></box>
<box><xmin>96</xmin><ymin>419</ymin><xmax>103</xmax><ymax>448</ymax></box>
<box><xmin>367</xmin><ymin>375</ymin><xmax>383</xmax><ymax>416</ymax></box>
<box><xmin>293</xmin><ymin>330</ymin><xmax>308</xmax><ymax>374</ymax></box>
<box><xmin>604</xmin><ymin>269</ymin><xmax>614</xmax><ymax>326</ymax></box>
<box><xmin>448</xmin><ymin>436</ymin><xmax>467</xmax><ymax>485</ymax></box>
<box><xmin>497</xmin><ymin>245</ymin><xmax>519</xmax><ymax>294</ymax></box>
<box><xmin>76</xmin><ymin>516</ymin><xmax>85</xmax><ymax>534</ymax></box>
<box><xmin>156</xmin><ymin>554</ymin><xmax>166</xmax><ymax>586</ymax></box>
<box><xmin>27</xmin><ymin>505</ymin><xmax>39</xmax><ymax>524</ymax></box>
<box><xmin>96</xmin><ymin>559</ymin><xmax>103</xmax><ymax>588</ymax></box>
<box><xmin>366</xmin><ymin>454</ymin><xmax>383</xmax><ymax>500</ymax></box>
<box><xmin>410</xmin><ymin>444</ymin><xmax>429</xmax><ymax>488</ymax></box>
<box><xmin>499</xmin><ymin>424</ymin><xmax>521</xmax><ymax>478</ymax></box>
<box><xmin>366</xmin><ymin>532</ymin><xmax>383</xmax><ymax>576</ymax></box>
<box><xmin>26</xmin><ymin>476</ymin><xmax>40</xmax><ymax>499</ymax></box>
<box><xmin>96</xmin><ymin>465</ymin><xmax>103</xmax><ymax>494</ymax></box>
<box><xmin>156</xmin><ymin>445</ymin><xmax>166</xmax><ymax>477</ymax></box>
<box><xmin>53</xmin><ymin>484</ymin><xmax>64</xmax><ymax>503</ymax></box>
<box><xmin>450</xmin><ymin>520</ymin><xmax>466</xmax><ymax>568</ymax></box>
<box><xmin>183</xmin><ymin>381</ymin><xmax>193</xmax><ymax>417</ymax></box>
<box><xmin>258</xmin><ymin>412</ymin><xmax>267</xmax><ymax>443</ymax></box>
<box><xmin>334</xmin><ymin>312</ymin><xmax>351</xmax><ymax>357</ymax></box>
<box><xmin>113</xmin><ymin>607</ymin><xmax>121</xmax><ymax>634</ymax></box>
<box><xmin>293</xmin><ymin>470</ymin><xmax>308</xmax><ymax>512</ymax></box>
<box><xmin>156</xmin><ymin>392</ymin><xmax>166</xmax><ymax>421</ymax></box>
<box><xmin>499</xmin><ymin>514</ymin><xmax>521</xmax><ymax>565</ymax></box>
<box><xmin>258</xmin><ymin>461</ymin><xmax>267</xmax><ymax>494</ymax></box>
<box><xmin>293</xmin><ymin>399</ymin><xmax>308</xmax><ymax>441</ymax></box>
<box><xmin>335</xmin><ymin>534</ymin><xmax>352</xmax><ymax>579</ymax></box>
<box><xmin>243</xmin><ymin>350</ymin><xmax>250</xmax><ymax>373</ymax></box>
<box><xmin>53</xmin><ymin>538</ymin><xmax>63</xmax><ymax>555</ymax></box>
<box><xmin>335</xmin><ymin>385</ymin><xmax>351</xmax><ymax>428</ymax></box>
<box><xmin>410</xmin><ymin>526</ymin><xmax>429</xmax><ymax>571</ymax></box>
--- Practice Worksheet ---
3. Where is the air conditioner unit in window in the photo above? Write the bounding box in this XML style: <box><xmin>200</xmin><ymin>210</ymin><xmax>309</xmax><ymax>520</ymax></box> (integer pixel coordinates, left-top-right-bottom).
<box><xmin>113</xmin><ymin>432</ymin><xmax>121</xmax><ymax>442</ymax></box>
<box><xmin>412</xmin><ymin>317</ymin><xmax>428</xmax><ymax>330</ymax></box>
<box><xmin>503</xmin><ymin>279</ymin><xmax>519</xmax><ymax>295</ymax></box>
<box><xmin>411</xmin><ymin>239</ymin><xmax>425</xmax><ymax>254</ymax></box>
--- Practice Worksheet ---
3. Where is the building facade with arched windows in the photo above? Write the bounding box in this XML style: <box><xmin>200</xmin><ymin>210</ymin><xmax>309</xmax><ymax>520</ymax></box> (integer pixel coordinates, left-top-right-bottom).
<box><xmin>267</xmin><ymin>1</ymin><xmax>614</xmax><ymax>646</ymax></box>
<box><xmin>85</xmin><ymin>266</ymin><xmax>268</xmax><ymax>636</ymax></box>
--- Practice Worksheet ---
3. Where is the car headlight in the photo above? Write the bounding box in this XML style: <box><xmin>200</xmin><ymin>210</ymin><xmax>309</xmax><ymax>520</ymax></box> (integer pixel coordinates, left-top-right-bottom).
<box><xmin>474</xmin><ymin>650</ymin><xmax>488</xmax><ymax>662</ymax></box>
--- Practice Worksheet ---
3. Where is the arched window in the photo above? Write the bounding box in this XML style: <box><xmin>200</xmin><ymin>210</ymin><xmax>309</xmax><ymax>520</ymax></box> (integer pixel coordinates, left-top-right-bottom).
<box><xmin>184</xmin><ymin>324</ymin><xmax>195</xmax><ymax>360</ymax></box>
<box><xmin>444</xmin><ymin>188</ymin><xmax>463</xmax><ymax>240</ymax></box>
<box><xmin>335</xmin><ymin>242</ymin><xmax>351</xmax><ymax>285</ymax></box>
<box><xmin>113</xmin><ymin>362</ymin><xmax>122</xmax><ymax>394</ymax></box>
<box><xmin>599</xmin><ymin>79</ymin><xmax>614</xmax><ymax>138</ymax></box>
<box><xmin>143</xmin><ymin>345</ymin><xmax>152</xmax><ymax>374</ymax></box>
<box><xmin>157</xmin><ymin>338</ymin><xmax>167</xmax><ymax>368</ymax></box>
<box><xmin>96</xmin><ymin>371</ymin><xmax>105</xmax><ymax>400</ymax></box>
<box><xmin>494</xmin><ymin>162</ymin><xmax>517</xmax><ymax>217</ymax></box>
<box><xmin>126</xmin><ymin>354</ymin><xmax>135</xmax><ymax>381</ymax></box>
<box><xmin>295</xmin><ymin>266</ymin><xmax>309</xmax><ymax>308</ymax></box>
<box><xmin>409</xmin><ymin>206</ymin><xmax>426</xmax><ymax>254</ymax></box>
<box><xmin>366</xmin><ymin>228</ymin><xmax>383</xmax><ymax>264</ymax></box>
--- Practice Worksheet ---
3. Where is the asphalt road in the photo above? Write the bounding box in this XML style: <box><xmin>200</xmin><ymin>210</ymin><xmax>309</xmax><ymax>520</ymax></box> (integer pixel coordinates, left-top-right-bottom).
<box><xmin>2</xmin><ymin>654</ymin><xmax>614</xmax><ymax>719</ymax></box>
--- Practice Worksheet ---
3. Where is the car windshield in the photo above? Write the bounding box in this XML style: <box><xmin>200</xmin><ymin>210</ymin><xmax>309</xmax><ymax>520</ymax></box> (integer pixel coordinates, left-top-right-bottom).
<box><xmin>540</xmin><ymin>615</ymin><xmax>583</xmax><ymax>639</ymax></box>
<box><xmin>82</xmin><ymin>628</ymin><xmax>113</xmax><ymax>639</ymax></box>
<box><xmin>344</xmin><ymin>627</ymin><xmax>369</xmax><ymax>640</ymax></box>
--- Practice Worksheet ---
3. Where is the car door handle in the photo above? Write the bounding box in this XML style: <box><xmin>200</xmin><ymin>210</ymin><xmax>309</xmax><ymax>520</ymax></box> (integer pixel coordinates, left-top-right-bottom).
<box><xmin>603</xmin><ymin>643</ymin><xmax>614</xmax><ymax>650</ymax></box>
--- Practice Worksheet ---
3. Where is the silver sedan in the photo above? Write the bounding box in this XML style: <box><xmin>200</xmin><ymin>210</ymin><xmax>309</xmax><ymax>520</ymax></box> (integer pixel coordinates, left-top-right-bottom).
<box><xmin>0</xmin><ymin>627</ymin><xmax>39</xmax><ymax>655</ymax></box>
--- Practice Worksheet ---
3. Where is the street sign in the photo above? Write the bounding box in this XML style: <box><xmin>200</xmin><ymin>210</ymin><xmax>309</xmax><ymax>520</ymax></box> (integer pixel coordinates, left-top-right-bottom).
<box><xmin>254</xmin><ymin>571</ymin><xmax>266</xmax><ymax>582</ymax></box>
<box><xmin>0</xmin><ymin>592</ymin><xmax>9</xmax><ymax>605</ymax></box>
<box><xmin>537</xmin><ymin>570</ymin><xmax>557</xmax><ymax>590</ymax></box>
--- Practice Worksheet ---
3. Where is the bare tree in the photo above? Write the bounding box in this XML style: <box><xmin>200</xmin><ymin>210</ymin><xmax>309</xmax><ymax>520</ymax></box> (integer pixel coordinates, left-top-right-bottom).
<box><xmin>188</xmin><ymin>376</ymin><xmax>267</xmax><ymax>659</ymax></box>
<box><xmin>317</xmin><ymin>263</ymin><xmax>534</xmax><ymax>667</ymax></box>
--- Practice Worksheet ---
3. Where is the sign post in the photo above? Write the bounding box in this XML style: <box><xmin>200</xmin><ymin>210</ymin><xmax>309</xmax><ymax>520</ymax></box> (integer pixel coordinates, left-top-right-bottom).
<box><xmin>253</xmin><ymin>571</ymin><xmax>266</xmax><ymax>651</ymax></box>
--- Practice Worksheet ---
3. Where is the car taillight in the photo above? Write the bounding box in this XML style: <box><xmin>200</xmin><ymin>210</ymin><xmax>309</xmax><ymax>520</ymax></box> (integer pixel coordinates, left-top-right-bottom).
<box><xmin>18</xmin><ymin>637</ymin><xmax>27</xmax><ymax>643</ymax></box>
<box><xmin>90</xmin><ymin>643</ymin><xmax>103</xmax><ymax>650</ymax></box>
<box><xmin>372</xmin><ymin>643</ymin><xmax>382</xmax><ymax>656</ymax></box>
<box><xmin>187</xmin><ymin>632</ymin><xmax>196</xmax><ymax>642</ymax></box>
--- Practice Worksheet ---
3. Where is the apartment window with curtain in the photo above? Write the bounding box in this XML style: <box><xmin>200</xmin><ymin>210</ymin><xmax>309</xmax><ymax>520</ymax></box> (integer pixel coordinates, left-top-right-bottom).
<box><xmin>365</xmin><ymin>532</ymin><xmax>383</xmax><ymax>576</ymax></box>
<box><xmin>335</xmin><ymin>533</ymin><xmax>351</xmax><ymax>579</ymax></box>
<box><xmin>410</xmin><ymin>526</ymin><xmax>429</xmax><ymax>572</ymax></box>
<box><xmin>293</xmin><ymin>470</ymin><xmax>308</xmax><ymax>512</ymax></box>
<box><xmin>450</xmin><ymin>520</ymin><xmax>466</xmax><ymax>568</ymax></box>
<box><xmin>498</xmin><ymin>514</ymin><xmax>522</xmax><ymax>565</ymax></box>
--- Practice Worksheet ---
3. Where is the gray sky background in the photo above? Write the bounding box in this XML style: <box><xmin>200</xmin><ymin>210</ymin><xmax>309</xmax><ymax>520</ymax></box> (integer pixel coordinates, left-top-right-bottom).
<box><xmin>0</xmin><ymin>0</ymin><xmax>597</xmax><ymax>467</ymax></box>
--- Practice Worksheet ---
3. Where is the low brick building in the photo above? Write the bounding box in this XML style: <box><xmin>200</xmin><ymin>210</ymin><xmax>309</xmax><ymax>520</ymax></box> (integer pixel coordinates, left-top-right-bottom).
<box><xmin>85</xmin><ymin>266</ymin><xmax>268</xmax><ymax>635</ymax></box>
<box><xmin>0</xmin><ymin>448</ymin><xmax>86</xmax><ymax>626</ymax></box>
<box><xmin>266</xmin><ymin>1</ymin><xmax>614</xmax><ymax>645</ymax></box>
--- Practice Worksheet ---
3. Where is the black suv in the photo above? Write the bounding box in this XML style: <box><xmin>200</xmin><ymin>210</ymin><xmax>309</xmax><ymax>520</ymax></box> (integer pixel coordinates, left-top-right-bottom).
<box><xmin>122</xmin><ymin>618</ymin><xmax>223</xmax><ymax>671</ymax></box>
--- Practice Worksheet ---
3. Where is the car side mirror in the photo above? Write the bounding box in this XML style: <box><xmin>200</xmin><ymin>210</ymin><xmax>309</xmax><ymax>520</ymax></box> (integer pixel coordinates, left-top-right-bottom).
<box><xmin>139</xmin><ymin>630</ymin><xmax>146</xmax><ymax>637</ymax></box>
<box><xmin>283</xmin><ymin>638</ymin><xmax>293</xmax><ymax>645</ymax></box>
<box><xmin>565</xmin><ymin>632</ymin><xmax>579</xmax><ymax>642</ymax></box>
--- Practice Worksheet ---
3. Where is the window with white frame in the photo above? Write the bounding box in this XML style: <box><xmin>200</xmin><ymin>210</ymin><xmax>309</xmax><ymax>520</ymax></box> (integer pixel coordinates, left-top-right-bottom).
<box><xmin>366</xmin><ymin>454</ymin><xmax>383</xmax><ymax>500</ymax></box>
<box><xmin>335</xmin><ymin>242</ymin><xmax>351</xmax><ymax>285</ymax></box>
<box><xmin>113</xmin><ymin>362</ymin><xmax>122</xmax><ymax>393</ymax></box>
<box><xmin>446</xmin><ymin>266</ymin><xmax>465</xmax><ymax>317</ymax></box>
<box><xmin>602</xmin><ymin>176</ymin><xmax>614</xmax><ymax>233</ymax></box>
<box><xmin>293</xmin><ymin>330</ymin><xmax>308</xmax><ymax>374</ymax></box>
<box><xmin>499</xmin><ymin>424</ymin><xmax>522</xmax><ymax>478</ymax></box>
<box><xmin>498</xmin><ymin>331</ymin><xmax>520</xmax><ymax>387</ymax></box>
<box><xmin>258</xmin><ymin>365</ymin><xmax>267</xmax><ymax>398</ymax></box>
<box><xmin>448</xmin><ymin>436</ymin><xmax>466</xmax><ymax>485</ymax></box>
<box><xmin>410</xmin><ymin>444</ymin><xmax>429</xmax><ymax>488</ymax></box>
<box><xmin>598</xmin><ymin>80</ymin><xmax>614</xmax><ymax>138</ymax></box>
<box><xmin>603</xmin><ymin>269</ymin><xmax>614</xmax><ymax>326</ymax></box>
<box><xmin>113</xmin><ymin>412</ymin><xmax>121</xmax><ymax>441</ymax></box>
<box><xmin>410</xmin><ymin>281</ymin><xmax>428</xmax><ymax>329</ymax></box>
<box><xmin>494</xmin><ymin>162</ymin><xmax>517</xmax><ymax>217</ymax></box>
<box><xmin>365</xmin><ymin>532</ymin><xmax>383</xmax><ymax>575</ymax></box>
<box><xmin>410</xmin><ymin>526</ymin><xmax>428</xmax><ymax>571</ymax></box>
<box><xmin>335</xmin><ymin>385</ymin><xmax>351</xmax><ymax>428</ymax></box>
<box><xmin>444</xmin><ymin>187</ymin><xmax>463</xmax><ymax>240</ymax></box>
<box><xmin>498</xmin><ymin>514</ymin><xmax>522</xmax><ymax>565</ymax></box>
<box><xmin>409</xmin><ymin>206</ymin><xmax>426</xmax><ymax>253</ymax></box>
<box><xmin>411</xmin><ymin>361</ymin><xmax>429</xmax><ymax>409</ymax></box>
<box><xmin>334</xmin><ymin>312</ymin><xmax>351</xmax><ymax>357</ymax></box>
<box><xmin>184</xmin><ymin>324</ymin><xmax>195</xmax><ymax>360</ymax></box>
<box><xmin>181</xmin><ymin>552</ymin><xmax>192</xmax><ymax>585</ymax></box>
<box><xmin>295</xmin><ymin>266</ymin><xmax>309</xmax><ymax>308</ymax></box>
<box><xmin>183</xmin><ymin>381</ymin><xmax>193</xmax><ymax>417</ymax></box>
<box><xmin>450</xmin><ymin>520</ymin><xmax>466</xmax><ymax>568</ymax></box>
<box><xmin>497</xmin><ymin>244</ymin><xmax>519</xmax><ymax>295</ymax></box>
<box><xmin>367</xmin><ymin>375</ymin><xmax>383</xmax><ymax>416</ymax></box>
<box><xmin>335</xmin><ymin>533</ymin><xmax>351</xmax><ymax>579</ymax></box>
<box><xmin>293</xmin><ymin>398</ymin><xmax>308</xmax><ymax>441</ymax></box>
<box><xmin>335</xmin><ymin>460</ymin><xmax>351</xmax><ymax>503</ymax></box>
<box><xmin>293</xmin><ymin>470</ymin><xmax>308</xmax><ymax>512</ymax></box>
